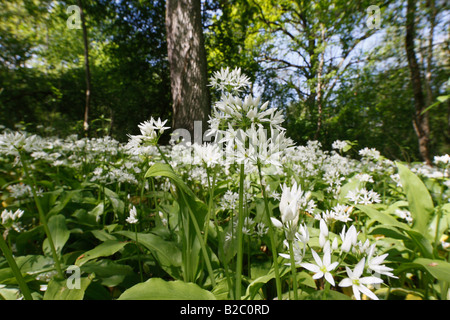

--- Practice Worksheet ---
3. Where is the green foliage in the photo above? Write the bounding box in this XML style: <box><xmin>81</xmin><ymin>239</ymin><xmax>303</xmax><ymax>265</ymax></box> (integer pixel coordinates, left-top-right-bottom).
<box><xmin>118</xmin><ymin>278</ymin><xmax>216</xmax><ymax>300</ymax></box>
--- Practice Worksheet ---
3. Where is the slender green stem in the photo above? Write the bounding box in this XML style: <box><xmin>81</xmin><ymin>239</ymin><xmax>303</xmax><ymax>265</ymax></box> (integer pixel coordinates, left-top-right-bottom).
<box><xmin>257</xmin><ymin>164</ymin><xmax>283</xmax><ymax>300</ymax></box>
<box><xmin>0</xmin><ymin>233</ymin><xmax>33</xmax><ymax>300</ymax></box>
<box><xmin>155</xmin><ymin>144</ymin><xmax>216</xmax><ymax>286</ymax></box>
<box><xmin>204</xmin><ymin>167</ymin><xmax>217</xmax><ymax>246</ymax></box>
<box><xmin>235</xmin><ymin>162</ymin><xmax>246</xmax><ymax>299</ymax></box>
<box><xmin>179</xmin><ymin>190</ymin><xmax>216</xmax><ymax>286</ymax></box>
<box><xmin>288</xmin><ymin>239</ymin><xmax>299</xmax><ymax>300</ymax></box>
<box><xmin>134</xmin><ymin>224</ymin><xmax>144</xmax><ymax>283</ymax></box>
<box><xmin>20</xmin><ymin>153</ymin><xmax>64</xmax><ymax>279</ymax></box>
<box><xmin>323</xmin><ymin>280</ymin><xmax>331</xmax><ymax>300</ymax></box>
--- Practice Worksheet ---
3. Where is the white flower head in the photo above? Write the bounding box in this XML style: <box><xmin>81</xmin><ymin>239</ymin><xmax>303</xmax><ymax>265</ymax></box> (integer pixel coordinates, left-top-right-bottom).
<box><xmin>209</xmin><ymin>67</ymin><xmax>251</xmax><ymax>93</ymax></box>
<box><xmin>338</xmin><ymin>257</ymin><xmax>383</xmax><ymax>300</ymax></box>
<box><xmin>126</xmin><ymin>206</ymin><xmax>139</xmax><ymax>224</ymax></box>
<box><xmin>300</xmin><ymin>248</ymin><xmax>339</xmax><ymax>286</ymax></box>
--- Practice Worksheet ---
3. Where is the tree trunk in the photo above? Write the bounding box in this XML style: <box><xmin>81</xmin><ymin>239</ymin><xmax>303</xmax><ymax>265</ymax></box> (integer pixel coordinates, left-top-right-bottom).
<box><xmin>424</xmin><ymin>0</ymin><xmax>436</xmax><ymax>108</ymax></box>
<box><xmin>165</xmin><ymin>0</ymin><xmax>210</xmax><ymax>142</ymax></box>
<box><xmin>405</xmin><ymin>0</ymin><xmax>432</xmax><ymax>165</ymax></box>
<box><xmin>77</xmin><ymin>0</ymin><xmax>91</xmax><ymax>136</ymax></box>
<box><xmin>314</xmin><ymin>24</ymin><xmax>326</xmax><ymax>140</ymax></box>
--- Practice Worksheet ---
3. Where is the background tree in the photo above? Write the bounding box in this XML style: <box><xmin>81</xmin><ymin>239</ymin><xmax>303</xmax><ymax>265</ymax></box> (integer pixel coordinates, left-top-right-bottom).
<box><xmin>165</xmin><ymin>0</ymin><xmax>210</xmax><ymax>139</ymax></box>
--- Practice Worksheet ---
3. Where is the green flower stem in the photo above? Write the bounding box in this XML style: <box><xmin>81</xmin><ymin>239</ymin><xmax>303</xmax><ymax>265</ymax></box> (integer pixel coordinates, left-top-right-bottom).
<box><xmin>288</xmin><ymin>239</ymin><xmax>299</xmax><ymax>300</ymax></box>
<box><xmin>179</xmin><ymin>189</ymin><xmax>216</xmax><ymax>287</ymax></box>
<box><xmin>322</xmin><ymin>279</ymin><xmax>331</xmax><ymax>300</ymax></box>
<box><xmin>0</xmin><ymin>234</ymin><xmax>33</xmax><ymax>300</ymax></box>
<box><xmin>257</xmin><ymin>164</ymin><xmax>282</xmax><ymax>300</ymax></box>
<box><xmin>204</xmin><ymin>167</ymin><xmax>217</xmax><ymax>246</ymax></box>
<box><xmin>134</xmin><ymin>224</ymin><xmax>144</xmax><ymax>283</ymax></box>
<box><xmin>20</xmin><ymin>153</ymin><xmax>64</xmax><ymax>279</ymax></box>
<box><xmin>235</xmin><ymin>162</ymin><xmax>246</xmax><ymax>299</ymax></box>
<box><xmin>156</xmin><ymin>144</ymin><xmax>216</xmax><ymax>287</ymax></box>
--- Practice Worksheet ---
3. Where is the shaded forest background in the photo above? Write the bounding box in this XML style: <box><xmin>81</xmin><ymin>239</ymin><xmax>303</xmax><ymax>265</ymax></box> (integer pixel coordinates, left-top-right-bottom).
<box><xmin>0</xmin><ymin>0</ymin><xmax>449</xmax><ymax>163</ymax></box>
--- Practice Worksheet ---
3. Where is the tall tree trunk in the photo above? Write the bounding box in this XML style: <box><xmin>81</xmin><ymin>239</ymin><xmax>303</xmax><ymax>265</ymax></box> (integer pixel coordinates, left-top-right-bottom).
<box><xmin>77</xmin><ymin>0</ymin><xmax>91</xmax><ymax>136</ymax></box>
<box><xmin>165</xmin><ymin>0</ymin><xmax>210</xmax><ymax>142</ymax></box>
<box><xmin>405</xmin><ymin>0</ymin><xmax>432</xmax><ymax>165</ymax></box>
<box><xmin>314</xmin><ymin>24</ymin><xmax>326</xmax><ymax>140</ymax></box>
<box><xmin>424</xmin><ymin>0</ymin><xmax>436</xmax><ymax>108</ymax></box>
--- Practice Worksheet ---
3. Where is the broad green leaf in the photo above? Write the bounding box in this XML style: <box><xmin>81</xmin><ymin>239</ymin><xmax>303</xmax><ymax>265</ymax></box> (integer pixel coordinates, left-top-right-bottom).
<box><xmin>414</xmin><ymin>258</ymin><xmax>450</xmax><ymax>283</ymax></box>
<box><xmin>404</xmin><ymin>230</ymin><xmax>434</xmax><ymax>259</ymax></box>
<box><xmin>0</xmin><ymin>287</ymin><xmax>20</xmax><ymax>300</ymax></box>
<box><xmin>44</xmin><ymin>276</ymin><xmax>92</xmax><ymax>300</ymax></box>
<box><xmin>116</xmin><ymin>230</ymin><xmax>182</xmax><ymax>279</ymax></box>
<box><xmin>396</xmin><ymin>162</ymin><xmax>434</xmax><ymax>234</ymax></box>
<box><xmin>88</xmin><ymin>202</ymin><xmax>104</xmax><ymax>220</ymax></box>
<box><xmin>305</xmin><ymin>289</ymin><xmax>351</xmax><ymax>300</ymax></box>
<box><xmin>145</xmin><ymin>162</ymin><xmax>213</xmax><ymax>284</ymax></box>
<box><xmin>75</xmin><ymin>240</ymin><xmax>127</xmax><ymax>267</ymax></box>
<box><xmin>104</xmin><ymin>187</ymin><xmax>125</xmax><ymax>216</ymax></box>
<box><xmin>117</xmin><ymin>278</ymin><xmax>216</xmax><ymax>300</ymax></box>
<box><xmin>80</xmin><ymin>259</ymin><xmax>133</xmax><ymax>287</ymax></box>
<box><xmin>43</xmin><ymin>215</ymin><xmax>71</xmax><ymax>258</ymax></box>
<box><xmin>91</xmin><ymin>229</ymin><xmax>117</xmax><ymax>242</ymax></box>
<box><xmin>244</xmin><ymin>258</ymin><xmax>291</xmax><ymax>300</ymax></box>
<box><xmin>145</xmin><ymin>163</ymin><xmax>190</xmax><ymax>195</ymax></box>
<box><xmin>47</xmin><ymin>190</ymin><xmax>79</xmax><ymax>217</ymax></box>
<box><xmin>357</xmin><ymin>205</ymin><xmax>410</xmax><ymax>231</ymax></box>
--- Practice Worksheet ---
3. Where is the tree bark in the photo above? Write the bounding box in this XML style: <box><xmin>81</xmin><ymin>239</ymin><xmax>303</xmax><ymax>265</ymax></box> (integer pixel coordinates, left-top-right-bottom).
<box><xmin>405</xmin><ymin>0</ymin><xmax>432</xmax><ymax>165</ymax></box>
<box><xmin>165</xmin><ymin>0</ymin><xmax>210</xmax><ymax>142</ymax></box>
<box><xmin>314</xmin><ymin>24</ymin><xmax>326</xmax><ymax>140</ymax></box>
<box><xmin>424</xmin><ymin>0</ymin><xmax>436</xmax><ymax>108</ymax></box>
<box><xmin>77</xmin><ymin>0</ymin><xmax>91</xmax><ymax>136</ymax></box>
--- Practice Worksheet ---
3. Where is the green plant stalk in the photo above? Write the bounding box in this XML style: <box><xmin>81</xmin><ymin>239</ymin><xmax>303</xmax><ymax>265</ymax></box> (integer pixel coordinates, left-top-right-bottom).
<box><xmin>288</xmin><ymin>239</ymin><xmax>299</xmax><ymax>300</ymax></box>
<box><xmin>257</xmin><ymin>164</ymin><xmax>282</xmax><ymax>300</ymax></box>
<box><xmin>0</xmin><ymin>233</ymin><xmax>33</xmax><ymax>300</ymax></box>
<box><xmin>20</xmin><ymin>154</ymin><xmax>64</xmax><ymax>279</ymax></box>
<box><xmin>134</xmin><ymin>224</ymin><xmax>144</xmax><ymax>283</ymax></box>
<box><xmin>155</xmin><ymin>144</ymin><xmax>216</xmax><ymax>287</ymax></box>
<box><xmin>235</xmin><ymin>162</ymin><xmax>246</xmax><ymax>299</ymax></box>
<box><xmin>179</xmin><ymin>190</ymin><xmax>216</xmax><ymax>287</ymax></box>
<box><xmin>322</xmin><ymin>279</ymin><xmax>331</xmax><ymax>300</ymax></box>
<box><xmin>204</xmin><ymin>167</ymin><xmax>217</xmax><ymax>246</ymax></box>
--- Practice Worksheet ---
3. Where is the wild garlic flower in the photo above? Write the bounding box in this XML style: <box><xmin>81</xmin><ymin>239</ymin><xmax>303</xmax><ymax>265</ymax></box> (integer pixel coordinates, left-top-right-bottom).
<box><xmin>366</xmin><ymin>244</ymin><xmax>398</xmax><ymax>279</ymax></box>
<box><xmin>0</xmin><ymin>131</ymin><xmax>40</xmax><ymax>158</ymax></box>
<box><xmin>359</xmin><ymin>147</ymin><xmax>380</xmax><ymax>160</ymax></box>
<box><xmin>340</xmin><ymin>225</ymin><xmax>359</xmax><ymax>253</ymax></box>
<box><xmin>126</xmin><ymin>206</ymin><xmax>139</xmax><ymax>224</ymax></box>
<box><xmin>209</xmin><ymin>67</ymin><xmax>251</xmax><ymax>94</ymax></box>
<box><xmin>332</xmin><ymin>140</ymin><xmax>349</xmax><ymax>152</ymax></box>
<box><xmin>127</xmin><ymin>117</ymin><xmax>170</xmax><ymax>149</ymax></box>
<box><xmin>434</xmin><ymin>154</ymin><xmax>450</xmax><ymax>165</ymax></box>
<box><xmin>219</xmin><ymin>190</ymin><xmax>239</xmax><ymax>211</ymax></box>
<box><xmin>346</xmin><ymin>188</ymin><xmax>381</xmax><ymax>205</ymax></box>
<box><xmin>193</xmin><ymin>143</ymin><xmax>223</xmax><ymax>168</ymax></box>
<box><xmin>1</xmin><ymin>209</ymin><xmax>24</xmax><ymax>232</ymax></box>
<box><xmin>338</xmin><ymin>257</ymin><xmax>383</xmax><ymax>300</ymax></box>
<box><xmin>1</xmin><ymin>208</ymin><xmax>24</xmax><ymax>225</ymax></box>
<box><xmin>300</xmin><ymin>247</ymin><xmax>339</xmax><ymax>286</ymax></box>
<box><xmin>315</xmin><ymin>204</ymin><xmax>353</xmax><ymax>223</ymax></box>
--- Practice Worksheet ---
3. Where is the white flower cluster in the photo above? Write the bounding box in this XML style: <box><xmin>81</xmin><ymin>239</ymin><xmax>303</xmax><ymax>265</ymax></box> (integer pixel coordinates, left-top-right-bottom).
<box><xmin>1</xmin><ymin>208</ymin><xmax>24</xmax><ymax>232</ymax></box>
<box><xmin>209</xmin><ymin>67</ymin><xmax>251</xmax><ymax>94</ymax></box>
<box><xmin>126</xmin><ymin>206</ymin><xmax>139</xmax><ymax>224</ymax></box>
<box><xmin>280</xmin><ymin>219</ymin><xmax>397</xmax><ymax>300</ymax></box>
<box><xmin>270</xmin><ymin>182</ymin><xmax>316</xmax><ymax>240</ymax></box>
<box><xmin>346</xmin><ymin>188</ymin><xmax>381</xmax><ymax>205</ymax></box>
<box><xmin>127</xmin><ymin>117</ymin><xmax>170</xmax><ymax>148</ymax></box>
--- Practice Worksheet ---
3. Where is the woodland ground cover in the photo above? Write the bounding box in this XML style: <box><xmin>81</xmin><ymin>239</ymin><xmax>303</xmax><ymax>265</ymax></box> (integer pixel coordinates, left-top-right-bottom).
<box><xmin>0</xmin><ymin>68</ymin><xmax>449</xmax><ymax>300</ymax></box>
